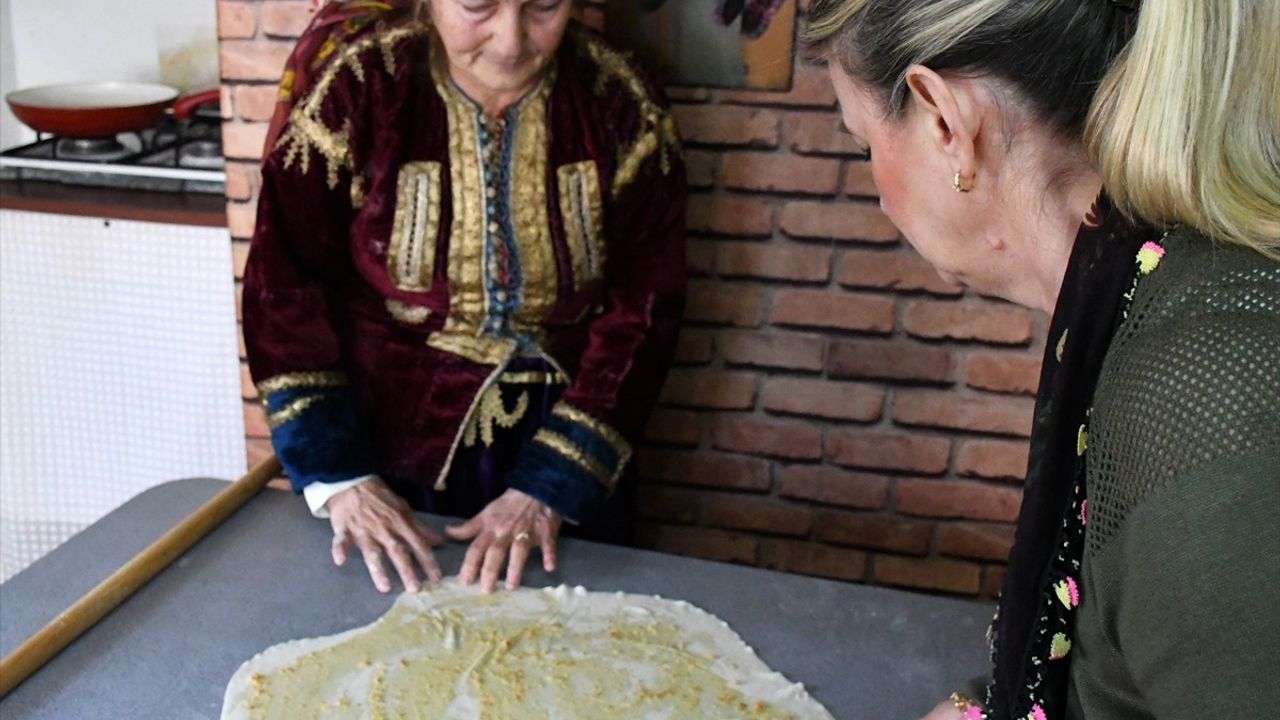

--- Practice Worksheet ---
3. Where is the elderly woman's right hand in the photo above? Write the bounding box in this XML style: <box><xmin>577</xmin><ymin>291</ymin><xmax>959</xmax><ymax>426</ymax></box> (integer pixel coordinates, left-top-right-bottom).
<box><xmin>327</xmin><ymin>478</ymin><xmax>444</xmax><ymax>593</ymax></box>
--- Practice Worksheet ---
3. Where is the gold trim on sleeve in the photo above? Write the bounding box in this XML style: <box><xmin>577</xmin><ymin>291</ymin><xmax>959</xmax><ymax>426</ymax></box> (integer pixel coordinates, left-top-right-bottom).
<box><xmin>388</xmin><ymin>161</ymin><xmax>443</xmax><ymax>292</ymax></box>
<box><xmin>557</xmin><ymin>161</ymin><xmax>606</xmax><ymax>291</ymax></box>
<box><xmin>550</xmin><ymin>403</ymin><xmax>633</xmax><ymax>479</ymax></box>
<box><xmin>256</xmin><ymin>371</ymin><xmax>348</xmax><ymax>397</ymax></box>
<box><xmin>267</xmin><ymin>395</ymin><xmax>326</xmax><ymax>429</ymax></box>
<box><xmin>532</xmin><ymin>429</ymin><xmax>615</xmax><ymax>492</ymax></box>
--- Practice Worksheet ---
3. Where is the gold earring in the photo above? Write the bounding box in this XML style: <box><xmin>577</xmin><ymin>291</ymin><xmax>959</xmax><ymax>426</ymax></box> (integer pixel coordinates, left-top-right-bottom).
<box><xmin>953</xmin><ymin>171</ymin><xmax>974</xmax><ymax>193</ymax></box>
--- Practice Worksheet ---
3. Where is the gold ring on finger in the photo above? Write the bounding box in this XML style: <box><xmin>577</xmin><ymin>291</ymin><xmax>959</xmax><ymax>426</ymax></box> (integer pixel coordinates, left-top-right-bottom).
<box><xmin>514</xmin><ymin>531</ymin><xmax>532</xmax><ymax>543</ymax></box>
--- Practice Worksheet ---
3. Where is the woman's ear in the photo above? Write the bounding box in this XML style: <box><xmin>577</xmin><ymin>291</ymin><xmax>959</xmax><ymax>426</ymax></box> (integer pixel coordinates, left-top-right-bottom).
<box><xmin>903</xmin><ymin>65</ymin><xmax>982</xmax><ymax>187</ymax></box>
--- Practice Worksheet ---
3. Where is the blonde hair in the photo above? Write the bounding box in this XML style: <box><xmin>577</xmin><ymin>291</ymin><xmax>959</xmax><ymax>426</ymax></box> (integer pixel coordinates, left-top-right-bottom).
<box><xmin>805</xmin><ymin>0</ymin><xmax>1280</xmax><ymax>258</ymax></box>
<box><xmin>1086</xmin><ymin>2</ymin><xmax>1280</xmax><ymax>258</ymax></box>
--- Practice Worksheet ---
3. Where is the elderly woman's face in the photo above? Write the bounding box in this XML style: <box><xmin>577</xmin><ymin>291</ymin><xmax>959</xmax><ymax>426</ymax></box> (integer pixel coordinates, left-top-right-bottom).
<box><xmin>828</xmin><ymin>63</ymin><xmax>1002</xmax><ymax>294</ymax></box>
<box><xmin>431</xmin><ymin>0</ymin><xmax>573</xmax><ymax>98</ymax></box>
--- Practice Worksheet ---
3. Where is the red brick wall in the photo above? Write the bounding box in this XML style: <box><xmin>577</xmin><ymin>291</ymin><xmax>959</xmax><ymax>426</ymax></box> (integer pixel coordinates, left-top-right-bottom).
<box><xmin>219</xmin><ymin>0</ymin><xmax>1046</xmax><ymax>598</ymax></box>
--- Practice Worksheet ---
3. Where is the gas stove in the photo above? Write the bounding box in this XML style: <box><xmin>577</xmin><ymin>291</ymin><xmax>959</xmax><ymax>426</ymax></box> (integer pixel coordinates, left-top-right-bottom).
<box><xmin>0</xmin><ymin>108</ymin><xmax>226</xmax><ymax>195</ymax></box>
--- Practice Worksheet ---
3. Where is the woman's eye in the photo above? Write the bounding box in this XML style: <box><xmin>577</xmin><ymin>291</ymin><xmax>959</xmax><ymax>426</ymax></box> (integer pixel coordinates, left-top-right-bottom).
<box><xmin>462</xmin><ymin>1</ymin><xmax>496</xmax><ymax>14</ymax></box>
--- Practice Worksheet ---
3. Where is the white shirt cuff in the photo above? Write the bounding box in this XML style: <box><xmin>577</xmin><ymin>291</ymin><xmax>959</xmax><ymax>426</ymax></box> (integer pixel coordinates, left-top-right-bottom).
<box><xmin>303</xmin><ymin>475</ymin><xmax>377</xmax><ymax>518</ymax></box>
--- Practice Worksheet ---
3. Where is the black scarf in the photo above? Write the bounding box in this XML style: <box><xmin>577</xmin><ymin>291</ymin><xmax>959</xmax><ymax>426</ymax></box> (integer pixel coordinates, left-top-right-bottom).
<box><xmin>988</xmin><ymin>199</ymin><xmax>1155</xmax><ymax>719</ymax></box>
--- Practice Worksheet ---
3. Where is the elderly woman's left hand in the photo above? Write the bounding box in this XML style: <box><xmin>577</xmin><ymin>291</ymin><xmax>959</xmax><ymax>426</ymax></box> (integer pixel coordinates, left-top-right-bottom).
<box><xmin>445</xmin><ymin>489</ymin><xmax>561</xmax><ymax>593</ymax></box>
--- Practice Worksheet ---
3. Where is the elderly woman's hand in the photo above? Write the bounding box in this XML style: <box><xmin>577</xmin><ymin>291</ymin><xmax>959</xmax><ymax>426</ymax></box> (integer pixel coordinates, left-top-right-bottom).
<box><xmin>445</xmin><ymin>489</ymin><xmax>561</xmax><ymax>593</ymax></box>
<box><xmin>327</xmin><ymin>477</ymin><xmax>444</xmax><ymax>594</ymax></box>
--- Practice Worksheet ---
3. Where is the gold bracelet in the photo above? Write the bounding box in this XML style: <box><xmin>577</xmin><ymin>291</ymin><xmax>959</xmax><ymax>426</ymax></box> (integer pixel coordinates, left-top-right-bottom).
<box><xmin>949</xmin><ymin>692</ymin><xmax>984</xmax><ymax>719</ymax></box>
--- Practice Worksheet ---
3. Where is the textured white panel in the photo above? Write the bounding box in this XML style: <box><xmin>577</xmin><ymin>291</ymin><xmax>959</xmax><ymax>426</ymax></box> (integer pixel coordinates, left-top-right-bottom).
<box><xmin>0</xmin><ymin>210</ymin><xmax>245</xmax><ymax>581</ymax></box>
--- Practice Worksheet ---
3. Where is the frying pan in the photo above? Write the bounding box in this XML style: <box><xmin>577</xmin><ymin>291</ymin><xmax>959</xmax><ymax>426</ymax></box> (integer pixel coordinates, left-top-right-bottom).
<box><xmin>5</xmin><ymin>82</ymin><xmax>220</xmax><ymax>138</ymax></box>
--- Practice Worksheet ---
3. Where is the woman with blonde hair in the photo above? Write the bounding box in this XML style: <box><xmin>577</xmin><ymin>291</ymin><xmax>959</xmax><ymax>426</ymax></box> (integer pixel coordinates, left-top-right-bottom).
<box><xmin>804</xmin><ymin>1</ymin><xmax>1278</xmax><ymax>718</ymax></box>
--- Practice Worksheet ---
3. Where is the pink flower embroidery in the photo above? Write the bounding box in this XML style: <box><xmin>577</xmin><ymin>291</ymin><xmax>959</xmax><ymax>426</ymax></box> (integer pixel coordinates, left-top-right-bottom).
<box><xmin>964</xmin><ymin>707</ymin><xmax>986</xmax><ymax>720</ymax></box>
<box><xmin>1029</xmin><ymin>704</ymin><xmax>1047</xmax><ymax>720</ymax></box>
<box><xmin>1136</xmin><ymin>241</ymin><xmax>1166</xmax><ymax>274</ymax></box>
<box><xmin>1080</xmin><ymin>499</ymin><xmax>1088</xmax><ymax>526</ymax></box>
<box><xmin>1054</xmin><ymin>577</ymin><xmax>1081</xmax><ymax>608</ymax></box>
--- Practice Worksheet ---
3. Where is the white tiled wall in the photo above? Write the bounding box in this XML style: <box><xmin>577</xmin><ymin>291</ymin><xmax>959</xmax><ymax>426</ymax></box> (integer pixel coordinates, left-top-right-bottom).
<box><xmin>0</xmin><ymin>210</ymin><xmax>246</xmax><ymax>581</ymax></box>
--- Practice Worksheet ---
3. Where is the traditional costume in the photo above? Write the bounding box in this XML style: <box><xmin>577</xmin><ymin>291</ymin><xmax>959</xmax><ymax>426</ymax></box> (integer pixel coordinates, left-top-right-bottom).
<box><xmin>243</xmin><ymin>3</ymin><xmax>686</xmax><ymax>540</ymax></box>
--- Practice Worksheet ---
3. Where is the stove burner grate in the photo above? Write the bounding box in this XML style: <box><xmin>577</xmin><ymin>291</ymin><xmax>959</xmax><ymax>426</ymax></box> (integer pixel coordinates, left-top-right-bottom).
<box><xmin>1</xmin><ymin>114</ymin><xmax>227</xmax><ymax>194</ymax></box>
<box><xmin>54</xmin><ymin>137</ymin><xmax>134</xmax><ymax>163</ymax></box>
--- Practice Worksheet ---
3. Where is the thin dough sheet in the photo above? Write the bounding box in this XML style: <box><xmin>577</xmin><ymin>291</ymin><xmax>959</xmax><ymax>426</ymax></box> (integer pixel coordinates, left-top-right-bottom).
<box><xmin>222</xmin><ymin>580</ymin><xmax>835</xmax><ymax>719</ymax></box>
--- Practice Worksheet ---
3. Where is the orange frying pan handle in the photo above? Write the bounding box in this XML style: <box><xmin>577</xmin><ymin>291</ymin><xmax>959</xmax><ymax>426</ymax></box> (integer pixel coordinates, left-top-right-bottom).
<box><xmin>171</xmin><ymin>89</ymin><xmax>221</xmax><ymax>120</ymax></box>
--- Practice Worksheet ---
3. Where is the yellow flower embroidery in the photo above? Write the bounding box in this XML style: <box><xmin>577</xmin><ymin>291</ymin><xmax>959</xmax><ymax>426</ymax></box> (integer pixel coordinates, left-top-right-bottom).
<box><xmin>1136</xmin><ymin>241</ymin><xmax>1166</xmax><ymax>275</ymax></box>
<box><xmin>1050</xmin><ymin>633</ymin><xmax>1072</xmax><ymax>660</ymax></box>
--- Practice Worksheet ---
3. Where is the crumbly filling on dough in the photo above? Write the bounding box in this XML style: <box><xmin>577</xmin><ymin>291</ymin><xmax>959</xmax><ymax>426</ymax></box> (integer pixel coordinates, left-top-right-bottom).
<box><xmin>222</xmin><ymin>582</ymin><xmax>833</xmax><ymax>720</ymax></box>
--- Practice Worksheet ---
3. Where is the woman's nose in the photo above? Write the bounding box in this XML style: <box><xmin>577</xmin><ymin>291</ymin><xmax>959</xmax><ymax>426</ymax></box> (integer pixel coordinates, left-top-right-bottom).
<box><xmin>490</xmin><ymin>7</ymin><xmax>526</xmax><ymax>61</ymax></box>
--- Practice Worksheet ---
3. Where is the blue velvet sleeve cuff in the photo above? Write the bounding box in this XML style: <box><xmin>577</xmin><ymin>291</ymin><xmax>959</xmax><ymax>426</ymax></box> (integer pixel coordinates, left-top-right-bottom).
<box><xmin>505</xmin><ymin>402</ymin><xmax>634</xmax><ymax>524</ymax></box>
<box><xmin>258</xmin><ymin>372</ymin><xmax>378</xmax><ymax>493</ymax></box>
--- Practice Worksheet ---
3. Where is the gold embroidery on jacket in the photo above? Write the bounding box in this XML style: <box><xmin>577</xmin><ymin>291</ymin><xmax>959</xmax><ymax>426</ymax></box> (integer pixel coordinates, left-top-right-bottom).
<box><xmin>388</xmin><ymin>161</ymin><xmax>442</xmax><ymax>292</ymax></box>
<box><xmin>461</xmin><ymin>384</ymin><xmax>530</xmax><ymax>448</ymax></box>
<box><xmin>426</xmin><ymin>52</ymin><xmax>488</xmax><ymax>359</ymax></box>
<box><xmin>256</xmin><ymin>371</ymin><xmax>348</xmax><ymax>397</ymax></box>
<box><xmin>557</xmin><ymin>161</ymin><xmax>606</xmax><ymax>290</ymax></box>
<box><xmin>427</xmin><ymin>329</ymin><xmax>517</xmax><ymax>367</ymax></box>
<box><xmin>278</xmin><ymin>69</ymin><xmax>297</xmax><ymax>101</ymax></box>
<box><xmin>385</xmin><ymin>299</ymin><xmax>431</xmax><ymax>324</ymax></box>
<box><xmin>531</xmin><ymin>429</ymin><xmax>615</xmax><ymax>492</ymax></box>
<box><xmin>575</xmin><ymin>29</ymin><xmax>682</xmax><ymax>199</ymax></box>
<box><xmin>433</xmin><ymin>361</ymin><xmax>507</xmax><ymax>490</ymax></box>
<box><xmin>500</xmin><ymin>370</ymin><xmax>568</xmax><ymax>386</ymax></box>
<box><xmin>511</xmin><ymin>82</ymin><xmax>558</xmax><ymax>327</ymax></box>
<box><xmin>276</xmin><ymin>23</ymin><xmax>428</xmax><ymax>189</ymax></box>
<box><xmin>350</xmin><ymin>173</ymin><xmax>367</xmax><ymax>209</ymax></box>
<box><xmin>425</xmin><ymin>48</ymin><xmax>560</xmax><ymax>365</ymax></box>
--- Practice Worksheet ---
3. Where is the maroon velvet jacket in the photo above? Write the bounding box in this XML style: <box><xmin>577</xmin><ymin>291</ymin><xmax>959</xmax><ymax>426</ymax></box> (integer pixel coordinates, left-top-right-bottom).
<box><xmin>243</xmin><ymin>15</ymin><xmax>687</xmax><ymax>521</ymax></box>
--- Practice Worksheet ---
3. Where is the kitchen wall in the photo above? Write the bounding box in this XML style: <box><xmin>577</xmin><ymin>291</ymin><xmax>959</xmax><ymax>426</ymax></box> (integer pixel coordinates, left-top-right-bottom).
<box><xmin>0</xmin><ymin>0</ymin><xmax>21</xmax><ymax>149</ymax></box>
<box><xmin>1</xmin><ymin>0</ymin><xmax>219</xmax><ymax>148</ymax></box>
<box><xmin>218</xmin><ymin>0</ymin><xmax>1045</xmax><ymax>598</ymax></box>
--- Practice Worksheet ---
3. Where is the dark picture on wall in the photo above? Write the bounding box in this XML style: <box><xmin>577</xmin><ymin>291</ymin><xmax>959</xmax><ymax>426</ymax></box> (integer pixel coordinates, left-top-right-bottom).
<box><xmin>605</xmin><ymin>0</ymin><xmax>796</xmax><ymax>90</ymax></box>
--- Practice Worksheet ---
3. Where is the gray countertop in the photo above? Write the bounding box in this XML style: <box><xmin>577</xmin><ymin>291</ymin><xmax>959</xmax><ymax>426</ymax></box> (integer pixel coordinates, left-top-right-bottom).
<box><xmin>0</xmin><ymin>479</ymin><xmax>993</xmax><ymax>719</ymax></box>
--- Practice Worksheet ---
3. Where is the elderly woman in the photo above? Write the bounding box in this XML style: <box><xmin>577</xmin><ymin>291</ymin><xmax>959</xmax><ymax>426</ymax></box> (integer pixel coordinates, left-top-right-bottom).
<box><xmin>243</xmin><ymin>0</ymin><xmax>685</xmax><ymax>596</ymax></box>
<box><xmin>805</xmin><ymin>1</ymin><xmax>1278</xmax><ymax>719</ymax></box>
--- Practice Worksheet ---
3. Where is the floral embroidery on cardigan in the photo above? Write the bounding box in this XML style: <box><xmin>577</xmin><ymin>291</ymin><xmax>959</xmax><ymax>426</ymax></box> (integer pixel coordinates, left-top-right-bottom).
<box><xmin>986</xmin><ymin>234</ymin><xmax>1170</xmax><ymax>720</ymax></box>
